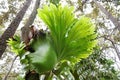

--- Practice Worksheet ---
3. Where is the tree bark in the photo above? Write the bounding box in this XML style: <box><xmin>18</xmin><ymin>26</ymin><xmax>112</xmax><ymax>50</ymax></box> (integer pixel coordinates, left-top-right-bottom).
<box><xmin>0</xmin><ymin>0</ymin><xmax>32</xmax><ymax>58</ymax></box>
<box><xmin>21</xmin><ymin>0</ymin><xmax>41</xmax><ymax>43</ymax></box>
<box><xmin>21</xmin><ymin>0</ymin><xmax>40</xmax><ymax>48</ymax></box>
<box><xmin>22</xmin><ymin>0</ymin><xmax>41</xmax><ymax>79</ymax></box>
<box><xmin>93</xmin><ymin>0</ymin><xmax>120</xmax><ymax>31</ymax></box>
<box><xmin>24</xmin><ymin>0</ymin><xmax>40</xmax><ymax>28</ymax></box>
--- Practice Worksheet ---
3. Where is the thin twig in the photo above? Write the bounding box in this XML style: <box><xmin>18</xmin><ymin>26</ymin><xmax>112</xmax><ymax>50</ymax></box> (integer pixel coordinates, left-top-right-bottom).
<box><xmin>3</xmin><ymin>55</ymin><xmax>18</xmax><ymax>80</ymax></box>
<box><xmin>104</xmin><ymin>37</ymin><xmax>120</xmax><ymax>61</ymax></box>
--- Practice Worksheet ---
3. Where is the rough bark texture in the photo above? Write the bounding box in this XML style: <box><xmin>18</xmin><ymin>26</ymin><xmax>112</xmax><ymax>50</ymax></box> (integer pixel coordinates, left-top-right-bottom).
<box><xmin>22</xmin><ymin>0</ymin><xmax>41</xmax><ymax>79</ymax></box>
<box><xmin>24</xmin><ymin>0</ymin><xmax>40</xmax><ymax>27</ymax></box>
<box><xmin>93</xmin><ymin>0</ymin><xmax>120</xmax><ymax>31</ymax></box>
<box><xmin>21</xmin><ymin>0</ymin><xmax>40</xmax><ymax>46</ymax></box>
<box><xmin>0</xmin><ymin>0</ymin><xmax>32</xmax><ymax>58</ymax></box>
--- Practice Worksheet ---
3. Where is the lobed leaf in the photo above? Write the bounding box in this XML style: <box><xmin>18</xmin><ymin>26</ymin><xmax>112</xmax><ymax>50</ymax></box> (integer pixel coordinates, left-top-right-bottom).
<box><xmin>38</xmin><ymin>3</ymin><xmax>97</xmax><ymax>65</ymax></box>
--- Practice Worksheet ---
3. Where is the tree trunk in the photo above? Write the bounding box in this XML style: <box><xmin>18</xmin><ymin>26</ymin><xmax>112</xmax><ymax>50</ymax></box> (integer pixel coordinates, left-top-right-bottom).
<box><xmin>24</xmin><ymin>0</ymin><xmax>40</xmax><ymax>28</ymax></box>
<box><xmin>21</xmin><ymin>0</ymin><xmax>41</xmax><ymax>43</ymax></box>
<box><xmin>93</xmin><ymin>0</ymin><xmax>120</xmax><ymax>31</ymax></box>
<box><xmin>0</xmin><ymin>0</ymin><xmax>32</xmax><ymax>58</ymax></box>
<box><xmin>22</xmin><ymin>0</ymin><xmax>41</xmax><ymax>79</ymax></box>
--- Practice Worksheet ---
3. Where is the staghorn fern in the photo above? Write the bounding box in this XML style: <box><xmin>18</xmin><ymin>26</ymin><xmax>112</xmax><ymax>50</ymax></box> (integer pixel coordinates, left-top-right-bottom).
<box><xmin>7</xmin><ymin>3</ymin><xmax>97</xmax><ymax>74</ymax></box>
<box><xmin>37</xmin><ymin>4</ymin><xmax>97</xmax><ymax>64</ymax></box>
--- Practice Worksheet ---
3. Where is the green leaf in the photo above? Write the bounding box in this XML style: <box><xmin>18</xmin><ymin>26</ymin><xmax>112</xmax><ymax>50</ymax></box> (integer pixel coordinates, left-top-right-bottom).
<box><xmin>37</xmin><ymin>4</ymin><xmax>97</xmax><ymax>65</ymax></box>
<box><xmin>7</xmin><ymin>35</ymin><xmax>26</xmax><ymax>56</ymax></box>
<box><xmin>28</xmin><ymin>40</ymin><xmax>57</xmax><ymax>73</ymax></box>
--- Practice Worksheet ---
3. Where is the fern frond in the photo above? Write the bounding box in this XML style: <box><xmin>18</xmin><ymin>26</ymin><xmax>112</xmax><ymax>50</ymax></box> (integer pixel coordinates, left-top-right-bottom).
<box><xmin>37</xmin><ymin>4</ymin><xmax>97</xmax><ymax>64</ymax></box>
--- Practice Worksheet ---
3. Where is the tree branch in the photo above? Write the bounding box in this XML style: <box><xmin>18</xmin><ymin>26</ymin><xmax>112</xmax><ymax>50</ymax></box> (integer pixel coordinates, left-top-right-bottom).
<box><xmin>104</xmin><ymin>36</ymin><xmax>120</xmax><ymax>61</ymax></box>
<box><xmin>93</xmin><ymin>0</ymin><xmax>120</xmax><ymax>31</ymax></box>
